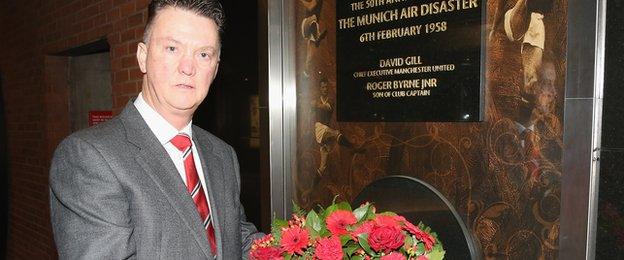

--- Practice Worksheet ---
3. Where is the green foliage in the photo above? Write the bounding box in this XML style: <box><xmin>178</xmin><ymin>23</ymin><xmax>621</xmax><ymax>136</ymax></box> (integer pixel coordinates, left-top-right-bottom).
<box><xmin>324</xmin><ymin>203</ymin><xmax>338</xmax><ymax>218</ymax></box>
<box><xmin>292</xmin><ymin>201</ymin><xmax>306</xmax><ymax>217</ymax></box>
<box><xmin>404</xmin><ymin>234</ymin><xmax>414</xmax><ymax>250</ymax></box>
<box><xmin>427</xmin><ymin>244</ymin><xmax>446</xmax><ymax>260</ymax></box>
<box><xmin>271</xmin><ymin>218</ymin><xmax>288</xmax><ymax>242</ymax></box>
<box><xmin>339</xmin><ymin>234</ymin><xmax>352</xmax><ymax>246</ymax></box>
<box><xmin>378</xmin><ymin>211</ymin><xmax>398</xmax><ymax>217</ymax></box>
<box><xmin>415</xmin><ymin>242</ymin><xmax>425</xmax><ymax>255</ymax></box>
<box><xmin>357</xmin><ymin>233</ymin><xmax>375</xmax><ymax>257</ymax></box>
<box><xmin>336</xmin><ymin>201</ymin><xmax>352</xmax><ymax>211</ymax></box>
<box><xmin>352</xmin><ymin>203</ymin><xmax>370</xmax><ymax>222</ymax></box>
<box><xmin>305</xmin><ymin>210</ymin><xmax>322</xmax><ymax>238</ymax></box>
<box><xmin>344</xmin><ymin>242</ymin><xmax>359</xmax><ymax>256</ymax></box>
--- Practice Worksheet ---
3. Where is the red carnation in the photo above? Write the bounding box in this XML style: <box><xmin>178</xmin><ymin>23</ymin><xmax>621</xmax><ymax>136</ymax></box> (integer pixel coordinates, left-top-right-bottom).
<box><xmin>249</xmin><ymin>246</ymin><xmax>283</xmax><ymax>260</ymax></box>
<box><xmin>314</xmin><ymin>236</ymin><xmax>343</xmax><ymax>260</ymax></box>
<box><xmin>404</xmin><ymin>222</ymin><xmax>435</xmax><ymax>251</ymax></box>
<box><xmin>380</xmin><ymin>252</ymin><xmax>407</xmax><ymax>260</ymax></box>
<box><xmin>368</xmin><ymin>225</ymin><xmax>405</xmax><ymax>253</ymax></box>
<box><xmin>280</xmin><ymin>226</ymin><xmax>310</xmax><ymax>255</ymax></box>
<box><xmin>418</xmin><ymin>232</ymin><xmax>436</xmax><ymax>251</ymax></box>
<box><xmin>326</xmin><ymin>210</ymin><xmax>357</xmax><ymax>236</ymax></box>
<box><xmin>374</xmin><ymin>215</ymin><xmax>403</xmax><ymax>227</ymax></box>
<box><xmin>352</xmin><ymin>220</ymin><xmax>375</xmax><ymax>239</ymax></box>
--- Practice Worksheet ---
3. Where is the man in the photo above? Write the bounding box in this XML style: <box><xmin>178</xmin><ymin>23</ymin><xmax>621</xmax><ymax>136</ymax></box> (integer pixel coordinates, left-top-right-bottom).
<box><xmin>519</xmin><ymin>56</ymin><xmax>558</xmax><ymax>182</ymax></box>
<box><xmin>501</xmin><ymin>0</ymin><xmax>553</xmax><ymax>106</ymax></box>
<box><xmin>313</xmin><ymin>77</ymin><xmax>363</xmax><ymax>176</ymax></box>
<box><xmin>49</xmin><ymin>0</ymin><xmax>262</xmax><ymax>259</ymax></box>
<box><xmin>488</xmin><ymin>0</ymin><xmax>554</xmax><ymax>119</ymax></box>
<box><xmin>300</xmin><ymin>0</ymin><xmax>326</xmax><ymax>77</ymax></box>
<box><xmin>489</xmin><ymin>0</ymin><xmax>556</xmax><ymax>182</ymax></box>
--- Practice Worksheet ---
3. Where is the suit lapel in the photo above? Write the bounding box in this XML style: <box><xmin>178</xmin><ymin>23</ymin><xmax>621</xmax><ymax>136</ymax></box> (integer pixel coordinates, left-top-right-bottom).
<box><xmin>118</xmin><ymin>102</ymin><xmax>213</xmax><ymax>258</ymax></box>
<box><xmin>192</xmin><ymin>130</ymin><xmax>226</xmax><ymax>257</ymax></box>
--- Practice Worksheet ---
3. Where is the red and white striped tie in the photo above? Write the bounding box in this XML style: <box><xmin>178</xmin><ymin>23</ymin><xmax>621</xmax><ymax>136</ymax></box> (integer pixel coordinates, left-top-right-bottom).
<box><xmin>170</xmin><ymin>134</ymin><xmax>217</xmax><ymax>254</ymax></box>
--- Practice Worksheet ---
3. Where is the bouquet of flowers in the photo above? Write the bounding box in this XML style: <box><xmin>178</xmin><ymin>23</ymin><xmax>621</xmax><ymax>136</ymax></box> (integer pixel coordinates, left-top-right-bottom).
<box><xmin>250</xmin><ymin>201</ymin><xmax>445</xmax><ymax>260</ymax></box>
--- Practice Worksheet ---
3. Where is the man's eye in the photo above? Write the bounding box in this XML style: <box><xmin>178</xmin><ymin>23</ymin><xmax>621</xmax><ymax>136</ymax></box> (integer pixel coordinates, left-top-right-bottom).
<box><xmin>167</xmin><ymin>46</ymin><xmax>176</xmax><ymax>52</ymax></box>
<box><xmin>200</xmin><ymin>52</ymin><xmax>210</xmax><ymax>58</ymax></box>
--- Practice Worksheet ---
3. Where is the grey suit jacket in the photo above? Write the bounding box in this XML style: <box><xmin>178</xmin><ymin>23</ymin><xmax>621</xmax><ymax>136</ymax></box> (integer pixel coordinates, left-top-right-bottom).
<box><xmin>49</xmin><ymin>102</ymin><xmax>263</xmax><ymax>259</ymax></box>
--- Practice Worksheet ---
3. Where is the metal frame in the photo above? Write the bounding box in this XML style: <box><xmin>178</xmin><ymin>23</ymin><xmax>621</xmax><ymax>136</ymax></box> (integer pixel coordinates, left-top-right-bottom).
<box><xmin>586</xmin><ymin>0</ymin><xmax>606</xmax><ymax>258</ymax></box>
<box><xmin>560</xmin><ymin>0</ymin><xmax>605</xmax><ymax>258</ymax></box>
<box><xmin>267</xmin><ymin>0</ymin><xmax>297</xmax><ymax>219</ymax></box>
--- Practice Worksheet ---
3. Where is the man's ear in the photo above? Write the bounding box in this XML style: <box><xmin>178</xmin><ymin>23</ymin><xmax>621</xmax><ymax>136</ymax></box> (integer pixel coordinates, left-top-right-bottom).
<box><xmin>137</xmin><ymin>42</ymin><xmax>148</xmax><ymax>73</ymax></box>
<box><xmin>212</xmin><ymin>61</ymin><xmax>220</xmax><ymax>80</ymax></box>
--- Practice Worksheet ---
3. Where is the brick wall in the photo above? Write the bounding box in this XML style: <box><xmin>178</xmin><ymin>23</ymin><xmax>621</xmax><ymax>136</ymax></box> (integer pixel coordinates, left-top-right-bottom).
<box><xmin>0</xmin><ymin>0</ymin><xmax>149</xmax><ymax>258</ymax></box>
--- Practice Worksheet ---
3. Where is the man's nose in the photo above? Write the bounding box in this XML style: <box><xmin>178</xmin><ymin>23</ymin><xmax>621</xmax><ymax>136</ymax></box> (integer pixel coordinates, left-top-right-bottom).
<box><xmin>178</xmin><ymin>54</ymin><xmax>196</xmax><ymax>76</ymax></box>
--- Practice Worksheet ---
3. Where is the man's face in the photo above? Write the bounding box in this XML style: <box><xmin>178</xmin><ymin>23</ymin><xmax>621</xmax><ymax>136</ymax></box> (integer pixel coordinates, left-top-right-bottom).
<box><xmin>137</xmin><ymin>7</ymin><xmax>220</xmax><ymax>118</ymax></box>
<box><xmin>320</xmin><ymin>81</ymin><xmax>328</xmax><ymax>96</ymax></box>
<box><xmin>536</xmin><ymin>62</ymin><xmax>556</xmax><ymax>114</ymax></box>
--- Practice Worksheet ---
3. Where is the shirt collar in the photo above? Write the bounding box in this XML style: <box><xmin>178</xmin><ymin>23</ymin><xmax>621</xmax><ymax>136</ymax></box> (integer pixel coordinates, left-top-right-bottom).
<box><xmin>134</xmin><ymin>92</ymin><xmax>193</xmax><ymax>145</ymax></box>
<box><xmin>515</xmin><ymin>122</ymin><xmax>535</xmax><ymax>134</ymax></box>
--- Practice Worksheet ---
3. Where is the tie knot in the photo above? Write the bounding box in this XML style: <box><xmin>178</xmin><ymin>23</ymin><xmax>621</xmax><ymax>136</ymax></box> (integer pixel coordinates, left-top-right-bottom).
<box><xmin>170</xmin><ymin>134</ymin><xmax>192</xmax><ymax>151</ymax></box>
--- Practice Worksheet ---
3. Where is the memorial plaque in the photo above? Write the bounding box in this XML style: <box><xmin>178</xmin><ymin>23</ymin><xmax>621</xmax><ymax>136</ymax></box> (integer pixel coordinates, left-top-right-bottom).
<box><xmin>336</xmin><ymin>0</ymin><xmax>484</xmax><ymax>122</ymax></box>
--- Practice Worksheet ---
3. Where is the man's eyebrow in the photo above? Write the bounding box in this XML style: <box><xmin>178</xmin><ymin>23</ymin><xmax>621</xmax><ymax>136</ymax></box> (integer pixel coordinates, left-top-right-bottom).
<box><xmin>199</xmin><ymin>46</ymin><xmax>218</xmax><ymax>51</ymax></box>
<box><xmin>152</xmin><ymin>37</ymin><xmax>181</xmax><ymax>44</ymax></box>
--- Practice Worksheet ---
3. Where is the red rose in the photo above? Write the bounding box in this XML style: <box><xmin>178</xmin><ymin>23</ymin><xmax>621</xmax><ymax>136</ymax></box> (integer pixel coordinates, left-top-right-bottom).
<box><xmin>280</xmin><ymin>226</ymin><xmax>310</xmax><ymax>255</ymax></box>
<box><xmin>417</xmin><ymin>255</ymin><xmax>429</xmax><ymax>260</ymax></box>
<box><xmin>326</xmin><ymin>210</ymin><xmax>357</xmax><ymax>236</ymax></box>
<box><xmin>249</xmin><ymin>246</ymin><xmax>283</xmax><ymax>260</ymax></box>
<box><xmin>380</xmin><ymin>252</ymin><xmax>407</xmax><ymax>260</ymax></box>
<box><xmin>314</xmin><ymin>236</ymin><xmax>343</xmax><ymax>260</ymax></box>
<box><xmin>368</xmin><ymin>225</ymin><xmax>405</xmax><ymax>253</ymax></box>
<box><xmin>404</xmin><ymin>222</ymin><xmax>436</xmax><ymax>251</ymax></box>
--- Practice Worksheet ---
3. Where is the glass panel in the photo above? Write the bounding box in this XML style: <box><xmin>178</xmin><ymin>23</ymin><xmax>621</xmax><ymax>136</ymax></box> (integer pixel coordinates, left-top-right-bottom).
<box><xmin>289</xmin><ymin>0</ymin><xmax>568</xmax><ymax>258</ymax></box>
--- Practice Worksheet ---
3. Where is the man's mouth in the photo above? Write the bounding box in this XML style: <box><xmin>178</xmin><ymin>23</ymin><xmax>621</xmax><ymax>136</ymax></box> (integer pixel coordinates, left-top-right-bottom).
<box><xmin>176</xmin><ymin>84</ymin><xmax>195</xmax><ymax>89</ymax></box>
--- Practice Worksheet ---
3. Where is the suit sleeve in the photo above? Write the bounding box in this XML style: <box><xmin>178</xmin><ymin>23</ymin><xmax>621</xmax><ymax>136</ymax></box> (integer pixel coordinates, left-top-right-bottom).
<box><xmin>49</xmin><ymin>136</ymin><xmax>135</xmax><ymax>259</ymax></box>
<box><xmin>228</xmin><ymin>146</ymin><xmax>264</xmax><ymax>257</ymax></box>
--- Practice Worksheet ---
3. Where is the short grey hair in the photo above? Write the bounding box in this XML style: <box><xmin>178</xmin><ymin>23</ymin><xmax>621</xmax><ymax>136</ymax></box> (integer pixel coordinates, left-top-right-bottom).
<box><xmin>143</xmin><ymin>0</ymin><xmax>225</xmax><ymax>43</ymax></box>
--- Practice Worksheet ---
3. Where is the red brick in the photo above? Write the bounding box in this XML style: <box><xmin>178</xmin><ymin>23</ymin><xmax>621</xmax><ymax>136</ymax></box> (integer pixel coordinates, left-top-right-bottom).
<box><xmin>114</xmin><ymin>69</ymin><xmax>129</xmax><ymax>83</ymax></box>
<box><xmin>120</xmin><ymin>27</ymin><xmax>135</xmax><ymax>42</ymax></box>
<box><xmin>97</xmin><ymin>23</ymin><xmax>114</xmax><ymax>38</ymax></box>
<box><xmin>135</xmin><ymin>0</ymin><xmax>150</xmax><ymax>10</ymax></box>
<box><xmin>134</xmin><ymin>26</ymin><xmax>145</xmax><ymax>40</ymax></box>
<box><xmin>2</xmin><ymin>2</ymin><xmax>151</xmax><ymax>258</ymax></box>
<box><xmin>80</xmin><ymin>18</ymin><xmax>95</xmax><ymax>31</ymax></box>
<box><xmin>111</xmin><ymin>56</ymin><xmax>123</xmax><ymax>71</ymax></box>
<box><xmin>93</xmin><ymin>13</ymin><xmax>106</xmax><ymax>26</ymax></box>
<box><xmin>106</xmin><ymin>7</ymin><xmax>121</xmax><ymax>23</ymax></box>
<box><xmin>129</xmin><ymin>67</ymin><xmax>143</xmax><ymax>80</ymax></box>
<box><xmin>112</xmin><ymin>43</ymin><xmax>128</xmax><ymax>58</ymax></box>
<box><xmin>100</xmin><ymin>0</ymin><xmax>114</xmax><ymax>12</ymax></box>
<box><xmin>108</xmin><ymin>32</ymin><xmax>121</xmax><ymax>44</ymax></box>
<box><xmin>78</xmin><ymin>3</ymin><xmax>100</xmax><ymax>19</ymax></box>
<box><xmin>127</xmin><ymin>13</ymin><xmax>143</xmax><ymax>27</ymax></box>
<box><xmin>122</xmin><ymin>55</ymin><xmax>136</xmax><ymax>68</ymax></box>
<box><xmin>119</xmin><ymin>2</ymin><xmax>135</xmax><ymax>17</ymax></box>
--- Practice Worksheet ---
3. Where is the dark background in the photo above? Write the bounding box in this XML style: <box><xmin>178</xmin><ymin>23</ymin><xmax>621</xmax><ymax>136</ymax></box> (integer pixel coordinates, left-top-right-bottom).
<box><xmin>596</xmin><ymin>0</ymin><xmax>624</xmax><ymax>257</ymax></box>
<box><xmin>193</xmin><ymin>0</ymin><xmax>263</xmax><ymax>229</ymax></box>
<box><xmin>1</xmin><ymin>73</ymin><xmax>8</xmax><ymax>259</ymax></box>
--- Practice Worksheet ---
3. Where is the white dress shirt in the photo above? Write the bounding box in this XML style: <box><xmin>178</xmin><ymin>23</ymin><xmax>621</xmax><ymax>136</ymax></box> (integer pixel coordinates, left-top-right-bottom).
<box><xmin>134</xmin><ymin>93</ymin><xmax>211</xmax><ymax>208</ymax></box>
